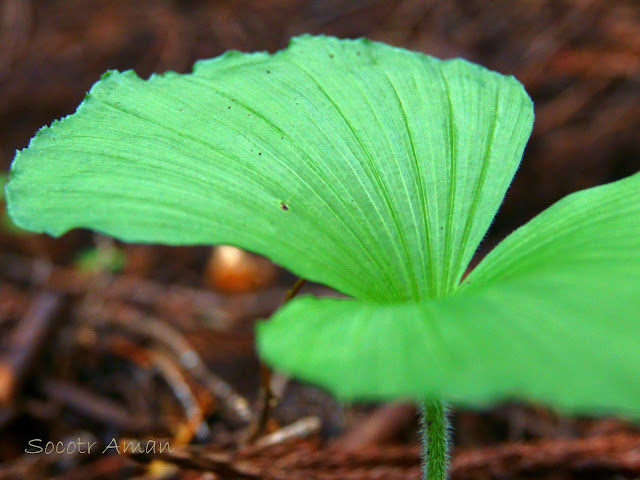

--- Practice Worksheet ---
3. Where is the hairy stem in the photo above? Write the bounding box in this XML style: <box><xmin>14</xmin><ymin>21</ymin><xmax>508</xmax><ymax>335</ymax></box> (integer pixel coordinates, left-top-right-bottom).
<box><xmin>419</xmin><ymin>400</ymin><xmax>451</xmax><ymax>480</ymax></box>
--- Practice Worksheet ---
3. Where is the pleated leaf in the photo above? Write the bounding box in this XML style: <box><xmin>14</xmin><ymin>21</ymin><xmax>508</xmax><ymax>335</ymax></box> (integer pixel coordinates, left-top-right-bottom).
<box><xmin>6</xmin><ymin>35</ymin><xmax>533</xmax><ymax>301</ymax></box>
<box><xmin>258</xmin><ymin>172</ymin><xmax>640</xmax><ymax>414</ymax></box>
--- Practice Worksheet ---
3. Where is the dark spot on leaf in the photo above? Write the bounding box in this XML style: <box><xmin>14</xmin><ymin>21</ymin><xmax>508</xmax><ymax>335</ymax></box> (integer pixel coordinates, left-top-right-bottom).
<box><xmin>267</xmin><ymin>70</ymin><xmax>271</xmax><ymax>73</ymax></box>
<box><xmin>248</xmin><ymin>114</ymin><xmax>251</xmax><ymax>116</ymax></box>
<box><xmin>356</xmin><ymin>51</ymin><xmax>360</xmax><ymax>56</ymax></box>
<box><xmin>280</xmin><ymin>202</ymin><xmax>289</xmax><ymax>211</ymax></box>
<box><xmin>329</xmin><ymin>53</ymin><xmax>334</xmax><ymax>58</ymax></box>
<box><xmin>227</xmin><ymin>106</ymin><xmax>231</xmax><ymax>109</ymax></box>
<box><xmin>179</xmin><ymin>108</ymin><xmax>183</xmax><ymax>111</ymax></box>
<box><xmin>259</xmin><ymin>152</ymin><xmax>262</xmax><ymax>155</ymax></box>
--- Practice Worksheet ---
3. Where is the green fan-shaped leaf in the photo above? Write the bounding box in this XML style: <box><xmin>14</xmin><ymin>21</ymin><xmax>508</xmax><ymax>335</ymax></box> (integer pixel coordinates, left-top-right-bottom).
<box><xmin>6</xmin><ymin>35</ymin><xmax>533</xmax><ymax>301</ymax></box>
<box><xmin>258</xmin><ymin>172</ymin><xmax>640</xmax><ymax>414</ymax></box>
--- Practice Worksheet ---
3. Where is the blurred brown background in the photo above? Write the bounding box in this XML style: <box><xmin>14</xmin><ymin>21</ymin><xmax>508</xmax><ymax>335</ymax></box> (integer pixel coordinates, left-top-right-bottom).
<box><xmin>1</xmin><ymin>1</ymin><xmax>640</xmax><ymax>479</ymax></box>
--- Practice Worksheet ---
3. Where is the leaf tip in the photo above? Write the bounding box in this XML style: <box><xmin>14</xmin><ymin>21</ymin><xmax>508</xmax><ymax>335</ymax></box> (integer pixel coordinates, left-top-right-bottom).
<box><xmin>99</xmin><ymin>69</ymin><xmax>121</xmax><ymax>81</ymax></box>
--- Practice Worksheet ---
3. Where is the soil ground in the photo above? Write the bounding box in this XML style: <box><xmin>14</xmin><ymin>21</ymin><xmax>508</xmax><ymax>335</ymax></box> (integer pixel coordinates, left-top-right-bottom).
<box><xmin>1</xmin><ymin>1</ymin><xmax>639</xmax><ymax>479</ymax></box>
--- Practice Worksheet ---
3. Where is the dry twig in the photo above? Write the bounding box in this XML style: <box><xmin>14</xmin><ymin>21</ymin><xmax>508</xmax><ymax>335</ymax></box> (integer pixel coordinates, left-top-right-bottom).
<box><xmin>0</xmin><ymin>291</ymin><xmax>63</xmax><ymax>406</ymax></box>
